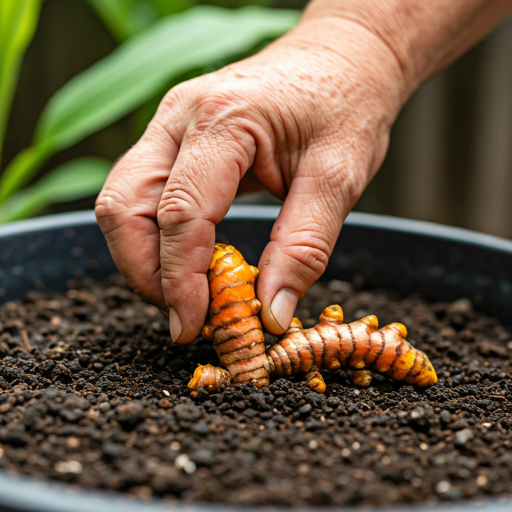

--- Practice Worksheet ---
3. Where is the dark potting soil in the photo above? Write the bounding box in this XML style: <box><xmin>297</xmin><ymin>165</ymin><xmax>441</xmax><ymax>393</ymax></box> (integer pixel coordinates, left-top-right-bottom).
<box><xmin>0</xmin><ymin>275</ymin><xmax>512</xmax><ymax>508</ymax></box>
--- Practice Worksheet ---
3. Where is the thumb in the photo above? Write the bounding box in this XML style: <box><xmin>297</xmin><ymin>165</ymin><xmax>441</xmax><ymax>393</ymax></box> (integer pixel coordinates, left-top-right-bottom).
<box><xmin>257</xmin><ymin>161</ymin><xmax>361</xmax><ymax>335</ymax></box>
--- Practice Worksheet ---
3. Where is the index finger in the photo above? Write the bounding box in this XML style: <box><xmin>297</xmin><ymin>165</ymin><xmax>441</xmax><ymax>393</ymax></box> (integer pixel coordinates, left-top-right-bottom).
<box><xmin>157</xmin><ymin>123</ymin><xmax>257</xmax><ymax>343</ymax></box>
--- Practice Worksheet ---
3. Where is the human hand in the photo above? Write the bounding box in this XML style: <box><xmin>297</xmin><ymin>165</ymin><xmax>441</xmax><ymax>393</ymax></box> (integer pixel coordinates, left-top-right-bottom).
<box><xmin>95</xmin><ymin>14</ymin><xmax>407</xmax><ymax>343</ymax></box>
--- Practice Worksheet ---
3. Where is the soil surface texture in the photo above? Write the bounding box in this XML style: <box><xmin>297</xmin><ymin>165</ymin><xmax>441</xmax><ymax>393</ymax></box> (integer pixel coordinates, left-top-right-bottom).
<box><xmin>0</xmin><ymin>275</ymin><xmax>512</xmax><ymax>508</ymax></box>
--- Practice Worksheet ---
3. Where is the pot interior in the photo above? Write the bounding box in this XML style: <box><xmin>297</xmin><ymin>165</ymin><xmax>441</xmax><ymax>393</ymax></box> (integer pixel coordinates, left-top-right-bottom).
<box><xmin>0</xmin><ymin>206</ymin><xmax>511</xmax><ymax>512</ymax></box>
<box><xmin>2</xmin><ymin>208</ymin><xmax>512</xmax><ymax>324</ymax></box>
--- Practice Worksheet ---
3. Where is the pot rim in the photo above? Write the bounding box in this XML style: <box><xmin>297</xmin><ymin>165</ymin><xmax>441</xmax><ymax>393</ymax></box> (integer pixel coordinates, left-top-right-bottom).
<box><xmin>0</xmin><ymin>206</ymin><xmax>511</xmax><ymax>512</ymax></box>
<box><xmin>2</xmin><ymin>206</ymin><xmax>512</xmax><ymax>255</ymax></box>
<box><xmin>0</xmin><ymin>469</ymin><xmax>510</xmax><ymax>512</ymax></box>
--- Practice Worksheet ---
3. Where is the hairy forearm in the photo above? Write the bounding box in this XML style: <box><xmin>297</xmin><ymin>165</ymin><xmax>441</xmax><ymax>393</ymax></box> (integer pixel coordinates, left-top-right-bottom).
<box><xmin>303</xmin><ymin>0</ymin><xmax>512</xmax><ymax>94</ymax></box>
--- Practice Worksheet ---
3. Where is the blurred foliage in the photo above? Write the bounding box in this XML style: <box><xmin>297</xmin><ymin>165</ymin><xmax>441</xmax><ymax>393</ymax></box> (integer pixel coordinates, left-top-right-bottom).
<box><xmin>86</xmin><ymin>0</ymin><xmax>197</xmax><ymax>42</ymax></box>
<box><xmin>0</xmin><ymin>0</ymin><xmax>299</xmax><ymax>223</ymax></box>
<box><xmin>0</xmin><ymin>157</ymin><xmax>112</xmax><ymax>222</ymax></box>
<box><xmin>86</xmin><ymin>0</ymin><xmax>275</xmax><ymax>42</ymax></box>
<box><xmin>0</xmin><ymin>0</ymin><xmax>42</xmax><ymax>167</ymax></box>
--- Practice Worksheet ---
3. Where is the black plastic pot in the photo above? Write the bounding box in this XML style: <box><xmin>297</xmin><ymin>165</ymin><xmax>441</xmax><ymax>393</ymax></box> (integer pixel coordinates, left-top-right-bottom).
<box><xmin>1</xmin><ymin>206</ymin><xmax>512</xmax><ymax>512</ymax></box>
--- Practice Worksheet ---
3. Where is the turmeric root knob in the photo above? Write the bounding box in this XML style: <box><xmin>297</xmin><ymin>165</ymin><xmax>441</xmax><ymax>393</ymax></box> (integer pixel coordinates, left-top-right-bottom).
<box><xmin>347</xmin><ymin>369</ymin><xmax>373</xmax><ymax>387</ymax></box>
<box><xmin>188</xmin><ymin>364</ymin><xmax>231</xmax><ymax>397</ymax></box>
<box><xmin>305</xmin><ymin>371</ymin><xmax>326</xmax><ymax>393</ymax></box>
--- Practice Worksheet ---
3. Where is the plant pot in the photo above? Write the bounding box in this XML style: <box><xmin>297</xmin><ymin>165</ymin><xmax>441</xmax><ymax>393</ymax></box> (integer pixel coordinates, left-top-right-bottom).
<box><xmin>0</xmin><ymin>205</ymin><xmax>511</xmax><ymax>512</ymax></box>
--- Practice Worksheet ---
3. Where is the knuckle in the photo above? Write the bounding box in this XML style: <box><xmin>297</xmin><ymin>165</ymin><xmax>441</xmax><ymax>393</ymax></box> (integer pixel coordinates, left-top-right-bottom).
<box><xmin>194</xmin><ymin>90</ymin><xmax>247</xmax><ymax>131</ymax></box>
<box><xmin>160</xmin><ymin>81</ymin><xmax>189</xmax><ymax>112</ymax></box>
<box><xmin>199</xmin><ymin>89</ymin><xmax>240</xmax><ymax>111</ymax></box>
<box><xmin>324</xmin><ymin>163</ymin><xmax>357</xmax><ymax>202</ymax></box>
<box><xmin>310</xmin><ymin>146</ymin><xmax>368</xmax><ymax>210</ymax></box>
<box><xmin>160</xmin><ymin>266</ymin><xmax>183</xmax><ymax>283</ymax></box>
<box><xmin>152</xmin><ymin>80</ymin><xmax>197</xmax><ymax>136</ymax></box>
<box><xmin>157</xmin><ymin>187</ymin><xmax>202</xmax><ymax>230</ymax></box>
<box><xmin>283</xmin><ymin>237</ymin><xmax>330</xmax><ymax>279</ymax></box>
<box><xmin>188</xmin><ymin>91</ymin><xmax>256</xmax><ymax>172</ymax></box>
<box><xmin>94</xmin><ymin>189</ymin><xmax>128</xmax><ymax>225</ymax></box>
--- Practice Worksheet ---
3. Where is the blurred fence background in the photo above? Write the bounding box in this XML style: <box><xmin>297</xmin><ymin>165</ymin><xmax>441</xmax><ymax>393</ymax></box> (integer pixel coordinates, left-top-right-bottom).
<box><xmin>361</xmin><ymin>11</ymin><xmax>512</xmax><ymax>239</ymax></box>
<box><xmin>2</xmin><ymin>0</ymin><xmax>512</xmax><ymax>238</ymax></box>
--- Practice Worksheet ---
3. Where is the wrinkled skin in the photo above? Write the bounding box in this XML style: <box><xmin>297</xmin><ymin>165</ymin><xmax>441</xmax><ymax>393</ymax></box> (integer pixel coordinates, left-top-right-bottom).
<box><xmin>95</xmin><ymin>0</ymin><xmax>512</xmax><ymax>344</ymax></box>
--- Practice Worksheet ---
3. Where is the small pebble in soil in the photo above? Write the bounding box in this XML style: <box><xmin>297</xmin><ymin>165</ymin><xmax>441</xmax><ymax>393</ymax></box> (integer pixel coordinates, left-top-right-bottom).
<box><xmin>0</xmin><ymin>275</ymin><xmax>511</xmax><ymax>508</ymax></box>
<box><xmin>54</xmin><ymin>460</ymin><xmax>83</xmax><ymax>474</ymax></box>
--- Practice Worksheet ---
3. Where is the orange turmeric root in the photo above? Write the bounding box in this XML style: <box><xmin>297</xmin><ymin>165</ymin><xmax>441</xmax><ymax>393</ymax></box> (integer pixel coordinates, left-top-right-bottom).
<box><xmin>188</xmin><ymin>244</ymin><xmax>437</xmax><ymax>396</ymax></box>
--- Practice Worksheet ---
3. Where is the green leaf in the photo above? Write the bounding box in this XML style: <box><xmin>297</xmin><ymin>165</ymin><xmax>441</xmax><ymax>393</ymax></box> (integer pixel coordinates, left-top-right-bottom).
<box><xmin>205</xmin><ymin>0</ymin><xmax>274</xmax><ymax>8</ymax></box>
<box><xmin>0</xmin><ymin>144</ymin><xmax>53</xmax><ymax>203</ymax></box>
<box><xmin>0</xmin><ymin>5</ymin><xmax>299</xmax><ymax>203</ymax></box>
<box><xmin>86</xmin><ymin>0</ymin><xmax>140</xmax><ymax>42</ymax></box>
<box><xmin>35</xmin><ymin>6</ymin><xmax>299</xmax><ymax>151</ymax></box>
<box><xmin>87</xmin><ymin>0</ymin><xmax>196</xmax><ymax>42</ymax></box>
<box><xmin>86</xmin><ymin>0</ymin><xmax>154</xmax><ymax>42</ymax></box>
<box><xmin>0</xmin><ymin>157</ymin><xmax>111</xmax><ymax>223</ymax></box>
<box><xmin>150</xmin><ymin>0</ymin><xmax>197</xmax><ymax>17</ymax></box>
<box><xmin>0</xmin><ymin>0</ymin><xmax>42</xmax><ymax>164</ymax></box>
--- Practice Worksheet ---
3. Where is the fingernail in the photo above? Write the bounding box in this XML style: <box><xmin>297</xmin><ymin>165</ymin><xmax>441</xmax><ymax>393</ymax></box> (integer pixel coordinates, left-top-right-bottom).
<box><xmin>270</xmin><ymin>288</ymin><xmax>298</xmax><ymax>330</ymax></box>
<box><xmin>168</xmin><ymin>308</ymin><xmax>182</xmax><ymax>342</ymax></box>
